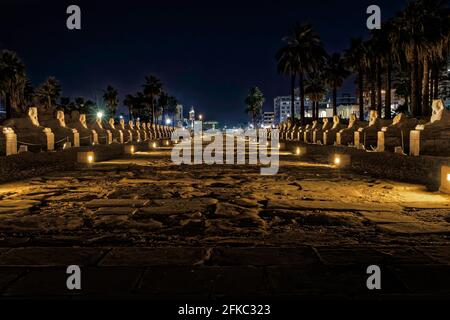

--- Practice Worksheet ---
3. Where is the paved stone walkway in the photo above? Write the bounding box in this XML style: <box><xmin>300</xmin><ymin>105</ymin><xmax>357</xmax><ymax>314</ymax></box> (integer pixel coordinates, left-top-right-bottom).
<box><xmin>0</xmin><ymin>147</ymin><xmax>449</xmax><ymax>298</ymax></box>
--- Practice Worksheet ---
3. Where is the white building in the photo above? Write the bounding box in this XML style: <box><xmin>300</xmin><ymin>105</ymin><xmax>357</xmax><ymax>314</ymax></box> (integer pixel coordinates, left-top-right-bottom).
<box><xmin>262</xmin><ymin>112</ymin><xmax>275</xmax><ymax>128</ymax></box>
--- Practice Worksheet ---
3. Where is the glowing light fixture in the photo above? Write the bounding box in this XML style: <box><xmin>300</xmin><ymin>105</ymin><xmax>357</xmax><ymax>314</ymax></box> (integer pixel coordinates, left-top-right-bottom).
<box><xmin>332</xmin><ymin>153</ymin><xmax>351</xmax><ymax>168</ymax></box>
<box><xmin>77</xmin><ymin>151</ymin><xmax>95</xmax><ymax>164</ymax></box>
<box><xmin>296</xmin><ymin>147</ymin><xmax>301</xmax><ymax>155</ymax></box>
<box><xmin>165</xmin><ymin>118</ymin><xmax>171</xmax><ymax>125</ymax></box>
<box><xmin>96</xmin><ymin>111</ymin><xmax>103</xmax><ymax>119</ymax></box>
<box><xmin>87</xmin><ymin>155</ymin><xmax>94</xmax><ymax>163</ymax></box>
<box><xmin>152</xmin><ymin>142</ymin><xmax>157</xmax><ymax>148</ymax></box>
<box><xmin>334</xmin><ymin>156</ymin><xmax>341</xmax><ymax>165</ymax></box>
<box><xmin>440</xmin><ymin>166</ymin><xmax>450</xmax><ymax>194</ymax></box>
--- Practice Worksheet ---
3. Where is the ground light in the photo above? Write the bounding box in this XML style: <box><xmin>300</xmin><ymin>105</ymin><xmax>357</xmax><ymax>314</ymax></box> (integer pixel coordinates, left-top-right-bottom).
<box><xmin>165</xmin><ymin>140</ymin><xmax>170</xmax><ymax>146</ymax></box>
<box><xmin>124</xmin><ymin>145</ymin><xmax>135</xmax><ymax>154</ymax></box>
<box><xmin>332</xmin><ymin>153</ymin><xmax>351</xmax><ymax>168</ymax></box>
<box><xmin>440</xmin><ymin>165</ymin><xmax>450</xmax><ymax>194</ymax></box>
<box><xmin>152</xmin><ymin>142</ymin><xmax>157</xmax><ymax>148</ymax></box>
<box><xmin>77</xmin><ymin>151</ymin><xmax>95</xmax><ymax>164</ymax></box>
<box><xmin>294</xmin><ymin>146</ymin><xmax>306</xmax><ymax>156</ymax></box>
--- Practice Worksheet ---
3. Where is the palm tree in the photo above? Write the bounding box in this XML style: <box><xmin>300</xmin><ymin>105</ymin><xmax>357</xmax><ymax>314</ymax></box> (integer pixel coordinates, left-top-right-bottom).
<box><xmin>276</xmin><ymin>44</ymin><xmax>297</xmax><ymax>121</ymax></box>
<box><xmin>157</xmin><ymin>91</ymin><xmax>169</xmax><ymax>124</ymax></box>
<box><xmin>167</xmin><ymin>95</ymin><xmax>179</xmax><ymax>127</ymax></box>
<box><xmin>73</xmin><ymin>97</ymin><xmax>95</xmax><ymax>114</ymax></box>
<box><xmin>344</xmin><ymin>38</ymin><xmax>367</xmax><ymax>121</ymax></box>
<box><xmin>123</xmin><ymin>94</ymin><xmax>135</xmax><ymax>120</ymax></box>
<box><xmin>305</xmin><ymin>75</ymin><xmax>326</xmax><ymax>120</ymax></box>
<box><xmin>244</xmin><ymin>87</ymin><xmax>265</xmax><ymax>127</ymax></box>
<box><xmin>103</xmin><ymin>85</ymin><xmax>119</xmax><ymax>117</ymax></box>
<box><xmin>142</xmin><ymin>75</ymin><xmax>163</xmax><ymax>124</ymax></box>
<box><xmin>277</xmin><ymin>23</ymin><xmax>327</xmax><ymax>124</ymax></box>
<box><xmin>34</xmin><ymin>76</ymin><xmax>61</xmax><ymax>111</ymax></box>
<box><xmin>0</xmin><ymin>50</ymin><xmax>27</xmax><ymax>118</ymax></box>
<box><xmin>324</xmin><ymin>53</ymin><xmax>350</xmax><ymax>116</ymax></box>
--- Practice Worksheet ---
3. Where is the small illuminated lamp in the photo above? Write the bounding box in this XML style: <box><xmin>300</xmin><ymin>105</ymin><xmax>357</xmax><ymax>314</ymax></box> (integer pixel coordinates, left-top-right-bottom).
<box><xmin>334</xmin><ymin>156</ymin><xmax>341</xmax><ymax>165</ymax></box>
<box><xmin>199</xmin><ymin>114</ymin><xmax>203</xmax><ymax>120</ymax></box>
<box><xmin>96</xmin><ymin>111</ymin><xmax>103</xmax><ymax>119</ymax></box>
<box><xmin>87</xmin><ymin>155</ymin><xmax>94</xmax><ymax>163</ymax></box>
<box><xmin>77</xmin><ymin>151</ymin><xmax>95</xmax><ymax>164</ymax></box>
<box><xmin>119</xmin><ymin>115</ymin><xmax>124</xmax><ymax>119</ymax></box>
<box><xmin>296</xmin><ymin>147</ymin><xmax>301</xmax><ymax>155</ymax></box>
<box><xmin>165</xmin><ymin>118</ymin><xmax>171</xmax><ymax>125</ymax></box>
<box><xmin>152</xmin><ymin>142</ymin><xmax>157</xmax><ymax>148</ymax></box>
<box><xmin>165</xmin><ymin>140</ymin><xmax>169</xmax><ymax>146</ymax></box>
<box><xmin>131</xmin><ymin>146</ymin><xmax>135</xmax><ymax>153</ymax></box>
<box><xmin>278</xmin><ymin>143</ymin><xmax>281</xmax><ymax>149</ymax></box>
<box><xmin>124</xmin><ymin>145</ymin><xmax>135</xmax><ymax>154</ymax></box>
<box><xmin>440</xmin><ymin>165</ymin><xmax>450</xmax><ymax>194</ymax></box>
<box><xmin>332</xmin><ymin>153</ymin><xmax>351</xmax><ymax>168</ymax></box>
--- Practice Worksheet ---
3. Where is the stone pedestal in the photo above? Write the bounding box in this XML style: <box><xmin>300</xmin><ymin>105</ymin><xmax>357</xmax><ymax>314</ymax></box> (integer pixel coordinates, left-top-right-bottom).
<box><xmin>354</xmin><ymin>111</ymin><xmax>391</xmax><ymax>150</ymax></box>
<box><xmin>377</xmin><ymin>113</ymin><xmax>417</xmax><ymax>152</ymax></box>
<box><xmin>67</xmin><ymin>112</ymin><xmax>98</xmax><ymax>146</ymax></box>
<box><xmin>3</xmin><ymin>107</ymin><xmax>55</xmax><ymax>152</ymax></box>
<box><xmin>0</xmin><ymin>127</ymin><xmax>18</xmax><ymax>156</ymax></box>
<box><xmin>40</xmin><ymin>111</ymin><xmax>80</xmax><ymax>148</ymax></box>
<box><xmin>313</xmin><ymin>118</ymin><xmax>331</xmax><ymax>144</ymax></box>
<box><xmin>323</xmin><ymin>116</ymin><xmax>345</xmax><ymax>145</ymax></box>
<box><xmin>440</xmin><ymin>166</ymin><xmax>450</xmax><ymax>194</ymax></box>
<box><xmin>409</xmin><ymin>100</ymin><xmax>450</xmax><ymax>156</ymax></box>
<box><xmin>106</xmin><ymin>118</ymin><xmax>124</xmax><ymax>143</ymax></box>
<box><xmin>304</xmin><ymin>121</ymin><xmax>319</xmax><ymax>143</ymax></box>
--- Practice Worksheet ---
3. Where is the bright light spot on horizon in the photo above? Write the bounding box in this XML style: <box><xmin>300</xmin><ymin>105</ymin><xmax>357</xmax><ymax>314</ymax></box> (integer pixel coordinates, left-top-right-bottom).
<box><xmin>96</xmin><ymin>111</ymin><xmax>103</xmax><ymax>119</ymax></box>
<box><xmin>165</xmin><ymin>118</ymin><xmax>171</xmax><ymax>125</ymax></box>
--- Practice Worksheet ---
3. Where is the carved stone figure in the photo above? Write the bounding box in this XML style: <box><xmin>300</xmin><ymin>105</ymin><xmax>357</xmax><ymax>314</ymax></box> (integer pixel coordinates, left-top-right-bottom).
<box><xmin>66</xmin><ymin>111</ymin><xmax>98</xmax><ymax>146</ymax></box>
<box><xmin>136</xmin><ymin>120</ymin><xmax>148</xmax><ymax>141</ymax></box>
<box><xmin>40</xmin><ymin>110</ymin><xmax>80</xmax><ymax>148</ymax></box>
<box><xmin>105</xmin><ymin>118</ymin><xmax>124</xmax><ymax>143</ymax></box>
<box><xmin>354</xmin><ymin>110</ymin><xmax>391</xmax><ymax>149</ymax></box>
<box><xmin>313</xmin><ymin>118</ymin><xmax>331</xmax><ymax>144</ymax></box>
<box><xmin>410</xmin><ymin>100</ymin><xmax>450</xmax><ymax>156</ymax></box>
<box><xmin>336</xmin><ymin>114</ymin><xmax>366</xmax><ymax>146</ymax></box>
<box><xmin>127</xmin><ymin>121</ymin><xmax>141</xmax><ymax>142</ymax></box>
<box><xmin>323</xmin><ymin>116</ymin><xmax>345</xmax><ymax>145</ymax></box>
<box><xmin>0</xmin><ymin>126</ymin><xmax>18</xmax><ymax>156</ymax></box>
<box><xmin>119</xmin><ymin>119</ymin><xmax>133</xmax><ymax>142</ymax></box>
<box><xmin>377</xmin><ymin>113</ymin><xmax>418</xmax><ymax>152</ymax></box>
<box><xmin>87</xmin><ymin>117</ymin><xmax>112</xmax><ymax>144</ymax></box>
<box><xmin>3</xmin><ymin>107</ymin><xmax>55</xmax><ymax>152</ymax></box>
<box><xmin>304</xmin><ymin>121</ymin><xmax>319</xmax><ymax>143</ymax></box>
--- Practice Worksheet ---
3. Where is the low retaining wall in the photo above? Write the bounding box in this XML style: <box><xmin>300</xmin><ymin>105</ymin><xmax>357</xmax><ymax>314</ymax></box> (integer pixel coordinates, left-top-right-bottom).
<box><xmin>0</xmin><ymin>143</ymin><xmax>125</xmax><ymax>184</ymax></box>
<box><xmin>284</xmin><ymin>141</ymin><xmax>450</xmax><ymax>191</ymax></box>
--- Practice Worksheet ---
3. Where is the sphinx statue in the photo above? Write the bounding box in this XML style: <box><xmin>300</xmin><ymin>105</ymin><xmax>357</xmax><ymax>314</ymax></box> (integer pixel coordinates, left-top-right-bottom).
<box><xmin>304</xmin><ymin>120</ymin><xmax>319</xmax><ymax>143</ymax></box>
<box><xmin>40</xmin><ymin>110</ymin><xmax>80</xmax><ymax>148</ymax></box>
<box><xmin>336</xmin><ymin>114</ymin><xmax>366</xmax><ymax>146</ymax></box>
<box><xmin>354</xmin><ymin>110</ymin><xmax>392</xmax><ymax>149</ymax></box>
<box><xmin>3</xmin><ymin>107</ymin><xmax>55</xmax><ymax>152</ymax></box>
<box><xmin>323</xmin><ymin>116</ymin><xmax>345</xmax><ymax>145</ymax></box>
<box><xmin>105</xmin><ymin>118</ymin><xmax>124</xmax><ymax>143</ymax></box>
<box><xmin>0</xmin><ymin>126</ymin><xmax>18</xmax><ymax>156</ymax></box>
<box><xmin>127</xmin><ymin>121</ymin><xmax>141</xmax><ymax>142</ymax></box>
<box><xmin>66</xmin><ymin>111</ymin><xmax>98</xmax><ymax>146</ymax></box>
<box><xmin>410</xmin><ymin>99</ymin><xmax>450</xmax><ymax>156</ymax></box>
<box><xmin>135</xmin><ymin>120</ymin><xmax>148</xmax><ymax>141</ymax></box>
<box><xmin>313</xmin><ymin>118</ymin><xmax>331</xmax><ymax>144</ymax></box>
<box><xmin>119</xmin><ymin>119</ymin><xmax>133</xmax><ymax>142</ymax></box>
<box><xmin>87</xmin><ymin>117</ymin><xmax>112</xmax><ymax>145</ymax></box>
<box><xmin>377</xmin><ymin>113</ymin><xmax>418</xmax><ymax>152</ymax></box>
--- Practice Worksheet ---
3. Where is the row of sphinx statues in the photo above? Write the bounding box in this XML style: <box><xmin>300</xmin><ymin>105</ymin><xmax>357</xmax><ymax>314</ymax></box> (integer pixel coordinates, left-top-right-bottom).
<box><xmin>0</xmin><ymin>107</ymin><xmax>175</xmax><ymax>156</ymax></box>
<box><xmin>275</xmin><ymin>100</ymin><xmax>450</xmax><ymax>157</ymax></box>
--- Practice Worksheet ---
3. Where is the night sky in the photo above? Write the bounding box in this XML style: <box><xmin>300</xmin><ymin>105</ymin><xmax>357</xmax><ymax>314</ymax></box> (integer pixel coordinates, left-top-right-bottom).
<box><xmin>0</xmin><ymin>0</ymin><xmax>405</xmax><ymax>126</ymax></box>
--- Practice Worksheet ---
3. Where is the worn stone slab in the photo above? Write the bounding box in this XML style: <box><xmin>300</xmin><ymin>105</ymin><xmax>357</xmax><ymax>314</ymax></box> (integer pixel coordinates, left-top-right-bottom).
<box><xmin>95</xmin><ymin>207</ymin><xmax>137</xmax><ymax>215</ymax></box>
<box><xmin>377</xmin><ymin>222</ymin><xmax>450</xmax><ymax>235</ymax></box>
<box><xmin>399</xmin><ymin>202</ymin><xmax>450</xmax><ymax>209</ymax></box>
<box><xmin>4</xmin><ymin>267</ymin><xmax>144</xmax><ymax>297</ymax></box>
<box><xmin>417</xmin><ymin>246</ymin><xmax>450</xmax><ymax>264</ymax></box>
<box><xmin>209</xmin><ymin>247</ymin><xmax>320</xmax><ymax>266</ymax></box>
<box><xmin>267</xmin><ymin>200</ymin><xmax>403</xmax><ymax>212</ymax></box>
<box><xmin>85</xmin><ymin>199</ymin><xmax>149</xmax><ymax>208</ymax></box>
<box><xmin>0</xmin><ymin>268</ymin><xmax>25</xmax><ymax>292</ymax></box>
<box><xmin>266</xmin><ymin>265</ymin><xmax>406</xmax><ymax>295</ymax></box>
<box><xmin>360</xmin><ymin>211</ymin><xmax>419</xmax><ymax>224</ymax></box>
<box><xmin>315</xmin><ymin>247</ymin><xmax>386</xmax><ymax>265</ymax></box>
<box><xmin>0</xmin><ymin>200</ymin><xmax>40</xmax><ymax>213</ymax></box>
<box><xmin>0</xmin><ymin>247</ymin><xmax>108</xmax><ymax>266</ymax></box>
<box><xmin>137</xmin><ymin>266</ymin><xmax>267</xmax><ymax>297</ymax></box>
<box><xmin>389</xmin><ymin>265</ymin><xmax>450</xmax><ymax>293</ymax></box>
<box><xmin>99</xmin><ymin>247</ymin><xmax>207</xmax><ymax>266</ymax></box>
<box><xmin>135</xmin><ymin>198</ymin><xmax>218</xmax><ymax>217</ymax></box>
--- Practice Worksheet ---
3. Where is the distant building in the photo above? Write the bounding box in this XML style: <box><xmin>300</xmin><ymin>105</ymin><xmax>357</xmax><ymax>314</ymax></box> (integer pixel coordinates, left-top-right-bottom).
<box><xmin>189</xmin><ymin>106</ymin><xmax>195</xmax><ymax>128</ymax></box>
<box><xmin>262</xmin><ymin>112</ymin><xmax>275</xmax><ymax>128</ymax></box>
<box><xmin>203</xmin><ymin>121</ymin><xmax>219</xmax><ymax>130</ymax></box>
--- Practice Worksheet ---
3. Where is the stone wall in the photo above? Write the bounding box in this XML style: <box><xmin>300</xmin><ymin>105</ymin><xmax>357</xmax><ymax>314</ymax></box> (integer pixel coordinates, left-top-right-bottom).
<box><xmin>284</xmin><ymin>141</ymin><xmax>450</xmax><ymax>191</ymax></box>
<box><xmin>0</xmin><ymin>143</ymin><xmax>124</xmax><ymax>184</ymax></box>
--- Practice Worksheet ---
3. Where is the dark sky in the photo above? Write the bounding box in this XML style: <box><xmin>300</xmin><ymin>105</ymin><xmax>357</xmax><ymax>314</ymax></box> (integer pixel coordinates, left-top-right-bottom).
<box><xmin>0</xmin><ymin>0</ymin><xmax>405</xmax><ymax>126</ymax></box>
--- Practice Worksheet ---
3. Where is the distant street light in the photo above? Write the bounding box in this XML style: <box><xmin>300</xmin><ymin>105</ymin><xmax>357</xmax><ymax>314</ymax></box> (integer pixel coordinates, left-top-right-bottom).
<box><xmin>199</xmin><ymin>114</ymin><xmax>203</xmax><ymax>120</ymax></box>
<box><xmin>165</xmin><ymin>118</ymin><xmax>172</xmax><ymax>125</ymax></box>
<box><xmin>96</xmin><ymin>111</ymin><xmax>104</xmax><ymax>119</ymax></box>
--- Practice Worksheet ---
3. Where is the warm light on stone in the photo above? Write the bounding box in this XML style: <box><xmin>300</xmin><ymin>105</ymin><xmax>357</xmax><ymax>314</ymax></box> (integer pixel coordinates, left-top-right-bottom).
<box><xmin>440</xmin><ymin>166</ymin><xmax>450</xmax><ymax>194</ymax></box>
<box><xmin>124</xmin><ymin>145</ymin><xmax>135</xmax><ymax>154</ymax></box>
<box><xmin>77</xmin><ymin>151</ymin><xmax>95</xmax><ymax>164</ymax></box>
<box><xmin>332</xmin><ymin>154</ymin><xmax>351</xmax><ymax>168</ymax></box>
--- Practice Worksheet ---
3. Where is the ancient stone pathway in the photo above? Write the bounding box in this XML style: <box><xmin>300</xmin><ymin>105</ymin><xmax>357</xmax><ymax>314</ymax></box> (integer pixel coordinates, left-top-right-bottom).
<box><xmin>0</xmin><ymin>148</ymin><xmax>449</xmax><ymax>298</ymax></box>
